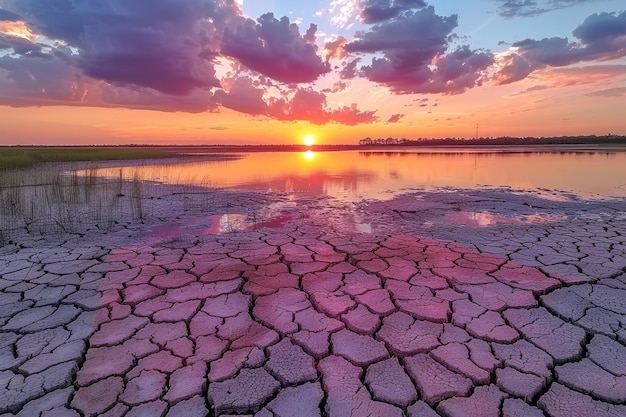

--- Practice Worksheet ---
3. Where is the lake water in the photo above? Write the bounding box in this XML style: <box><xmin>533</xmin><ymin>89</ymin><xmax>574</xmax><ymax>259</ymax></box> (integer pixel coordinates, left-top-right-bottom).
<box><xmin>90</xmin><ymin>148</ymin><xmax>626</xmax><ymax>200</ymax></box>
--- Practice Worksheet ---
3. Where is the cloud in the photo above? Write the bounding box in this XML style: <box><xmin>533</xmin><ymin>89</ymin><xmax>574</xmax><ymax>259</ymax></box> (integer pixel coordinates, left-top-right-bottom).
<box><xmin>6</xmin><ymin>0</ymin><xmax>622</xmax><ymax>129</ymax></box>
<box><xmin>0</xmin><ymin>0</ymin><xmax>343</xmax><ymax>120</ymax></box>
<box><xmin>213</xmin><ymin>77</ymin><xmax>268</xmax><ymax>115</ymax></box>
<box><xmin>572</xmin><ymin>10</ymin><xmax>626</xmax><ymax>45</ymax></box>
<box><xmin>0</xmin><ymin>8</ymin><xmax>21</xmax><ymax>21</ymax></box>
<box><xmin>495</xmin><ymin>0</ymin><xmax>593</xmax><ymax>18</ymax></box>
<box><xmin>492</xmin><ymin>52</ymin><xmax>537</xmax><ymax>84</ymax></box>
<box><xmin>536</xmin><ymin>64</ymin><xmax>626</xmax><ymax>87</ymax></box>
<box><xmin>359</xmin><ymin>0</ymin><xmax>427</xmax><ymax>23</ymax></box>
<box><xmin>340</xmin><ymin>58</ymin><xmax>360</xmax><ymax>79</ymax></box>
<box><xmin>278</xmin><ymin>89</ymin><xmax>377</xmax><ymax>125</ymax></box>
<box><xmin>323</xmin><ymin>36</ymin><xmax>348</xmax><ymax>62</ymax></box>
<box><xmin>0</xmin><ymin>52</ymin><xmax>220</xmax><ymax>112</ymax></box>
<box><xmin>512</xmin><ymin>85</ymin><xmax>549</xmax><ymax>95</ymax></box>
<box><xmin>1</xmin><ymin>0</ymin><xmax>236</xmax><ymax>96</ymax></box>
<box><xmin>587</xmin><ymin>86</ymin><xmax>626</xmax><ymax>97</ymax></box>
<box><xmin>318</xmin><ymin>0</ymin><xmax>360</xmax><ymax>29</ymax></box>
<box><xmin>221</xmin><ymin>13</ymin><xmax>330</xmax><ymax>83</ymax></box>
<box><xmin>345</xmin><ymin>8</ymin><xmax>493</xmax><ymax>93</ymax></box>
<box><xmin>322</xmin><ymin>80</ymin><xmax>350</xmax><ymax>93</ymax></box>
<box><xmin>346</xmin><ymin>7</ymin><xmax>456</xmax><ymax>56</ymax></box>
<box><xmin>0</xmin><ymin>31</ymin><xmax>43</xmax><ymax>55</ymax></box>
<box><xmin>0</xmin><ymin>54</ymin><xmax>91</xmax><ymax>106</ymax></box>
<box><xmin>100</xmin><ymin>84</ymin><xmax>219</xmax><ymax>113</ymax></box>
<box><xmin>320</xmin><ymin>0</ymin><xmax>426</xmax><ymax>27</ymax></box>
<box><xmin>494</xmin><ymin>10</ymin><xmax>626</xmax><ymax>84</ymax></box>
<box><xmin>268</xmin><ymin>88</ymin><xmax>377</xmax><ymax>125</ymax></box>
<box><xmin>387</xmin><ymin>113</ymin><xmax>404</xmax><ymax>123</ymax></box>
<box><xmin>212</xmin><ymin>78</ymin><xmax>376</xmax><ymax>125</ymax></box>
<box><xmin>329</xmin><ymin>104</ymin><xmax>378</xmax><ymax>125</ymax></box>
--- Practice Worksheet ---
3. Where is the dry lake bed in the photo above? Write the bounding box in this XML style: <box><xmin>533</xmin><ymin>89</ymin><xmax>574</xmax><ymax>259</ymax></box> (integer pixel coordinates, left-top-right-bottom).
<box><xmin>1</xmin><ymin>181</ymin><xmax>626</xmax><ymax>417</ymax></box>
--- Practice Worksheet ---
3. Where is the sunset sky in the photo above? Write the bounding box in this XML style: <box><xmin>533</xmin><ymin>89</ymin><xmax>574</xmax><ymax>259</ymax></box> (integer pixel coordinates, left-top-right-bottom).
<box><xmin>0</xmin><ymin>0</ymin><xmax>625</xmax><ymax>145</ymax></box>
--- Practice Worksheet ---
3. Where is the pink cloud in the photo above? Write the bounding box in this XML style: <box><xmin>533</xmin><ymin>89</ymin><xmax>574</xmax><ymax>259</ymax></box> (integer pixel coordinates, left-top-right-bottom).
<box><xmin>268</xmin><ymin>89</ymin><xmax>376</xmax><ymax>125</ymax></box>
<box><xmin>587</xmin><ymin>86</ymin><xmax>626</xmax><ymax>97</ymax></box>
<box><xmin>214</xmin><ymin>79</ymin><xmax>377</xmax><ymax>125</ymax></box>
<box><xmin>221</xmin><ymin>13</ymin><xmax>330</xmax><ymax>84</ymax></box>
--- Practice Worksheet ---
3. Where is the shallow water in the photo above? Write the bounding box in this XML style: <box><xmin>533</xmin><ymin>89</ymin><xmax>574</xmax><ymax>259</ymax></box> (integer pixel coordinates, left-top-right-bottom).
<box><xmin>85</xmin><ymin>148</ymin><xmax>626</xmax><ymax>200</ymax></box>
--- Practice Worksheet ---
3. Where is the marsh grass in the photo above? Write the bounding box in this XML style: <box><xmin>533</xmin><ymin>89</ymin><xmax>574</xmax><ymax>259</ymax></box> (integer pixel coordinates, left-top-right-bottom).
<box><xmin>0</xmin><ymin>165</ymin><xmax>151</xmax><ymax>242</ymax></box>
<box><xmin>0</xmin><ymin>162</ymin><xmax>222</xmax><ymax>244</ymax></box>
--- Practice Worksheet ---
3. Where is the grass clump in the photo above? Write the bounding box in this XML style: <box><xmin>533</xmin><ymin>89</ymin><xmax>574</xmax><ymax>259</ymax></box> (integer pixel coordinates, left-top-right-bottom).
<box><xmin>0</xmin><ymin>165</ymin><xmax>150</xmax><ymax>242</ymax></box>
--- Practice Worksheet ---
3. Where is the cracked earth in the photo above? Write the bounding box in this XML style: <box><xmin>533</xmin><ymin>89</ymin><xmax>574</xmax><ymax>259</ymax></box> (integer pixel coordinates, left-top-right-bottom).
<box><xmin>1</xmin><ymin>185</ymin><xmax>626</xmax><ymax>417</ymax></box>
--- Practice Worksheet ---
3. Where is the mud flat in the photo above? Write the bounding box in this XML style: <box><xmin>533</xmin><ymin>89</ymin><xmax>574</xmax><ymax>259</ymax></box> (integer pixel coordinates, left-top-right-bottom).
<box><xmin>1</xmin><ymin>182</ymin><xmax>625</xmax><ymax>417</ymax></box>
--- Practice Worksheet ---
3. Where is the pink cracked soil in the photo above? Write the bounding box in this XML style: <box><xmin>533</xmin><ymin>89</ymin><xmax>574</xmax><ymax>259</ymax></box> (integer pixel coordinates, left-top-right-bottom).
<box><xmin>1</xmin><ymin>185</ymin><xmax>626</xmax><ymax>417</ymax></box>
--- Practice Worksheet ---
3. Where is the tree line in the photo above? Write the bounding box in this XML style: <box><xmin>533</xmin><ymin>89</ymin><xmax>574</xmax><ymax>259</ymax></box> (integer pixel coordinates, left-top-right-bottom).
<box><xmin>358</xmin><ymin>135</ymin><xmax>626</xmax><ymax>146</ymax></box>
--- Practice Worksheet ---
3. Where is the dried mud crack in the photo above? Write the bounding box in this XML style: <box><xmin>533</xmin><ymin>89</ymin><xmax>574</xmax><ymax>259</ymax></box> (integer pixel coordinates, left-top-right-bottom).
<box><xmin>1</xmin><ymin>186</ymin><xmax>625</xmax><ymax>416</ymax></box>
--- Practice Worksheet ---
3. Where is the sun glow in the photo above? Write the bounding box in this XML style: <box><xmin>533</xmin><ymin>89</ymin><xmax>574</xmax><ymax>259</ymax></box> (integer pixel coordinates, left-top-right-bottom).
<box><xmin>304</xmin><ymin>134</ymin><xmax>315</xmax><ymax>146</ymax></box>
<box><xmin>0</xmin><ymin>21</ymin><xmax>37</xmax><ymax>42</ymax></box>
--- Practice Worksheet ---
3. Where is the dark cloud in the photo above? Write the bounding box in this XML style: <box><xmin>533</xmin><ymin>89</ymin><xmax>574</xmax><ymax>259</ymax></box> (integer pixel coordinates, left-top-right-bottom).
<box><xmin>0</xmin><ymin>0</ymin><xmax>332</xmax><ymax>93</ymax></box>
<box><xmin>346</xmin><ymin>7</ymin><xmax>456</xmax><ymax>57</ymax></box>
<box><xmin>340</xmin><ymin>58</ymin><xmax>360</xmax><ymax>79</ymax></box>
<box><xmin>0</xmin><ymin>52</ymin><xmax>219</xmax><ymax>112</ymax></box>
<box><xmin>0</xmin><ymin>8</ymin><xmax>21</xmax><ymax>21</ymax></box>
<box><xmin>0</xmin><ymin>0</ymin><xmax>340</xmax><ymax>120</ymax></box>
<box><xmin>387</xmin><ymin>113</ymin><xmax>404</xmax><ymax>123</ymax></box>
<box><xmin>4</xmin><ymin>0</ymin><xmax>621</xmax><ymax>128</ymax></box>
<box><xmin>495</xmin><ymin>10</ymin><xmax>626</xmax><ymax>84</ymax></box>
<box><xmin>572</xmin><ymin>10</ymin><xmax>626</xmax><ymax>44</ymax></box>
<box><xmin>221</xmin><ymin>13</ymin><xmax>330</xmax><ymax>83</ymax></box>
<box><xmin>492</xmin><ymin>49</ymin><xmax>537</xmax><ymax>84</ymax></box>
<box><xmin>1</xmin><ymin>0</ymin><xmax>236</xmax><ymax>95</ymax></box>
<box><xmin>346</xmin><ymin>8</ymin><xmax>493</xmax><ymax>94</ymax></box>
<box><xmin>99</xmin><ymin>84</ymin><xmax>218</xmax><ymax>113</ymax></box>
<box><xmin>427</xmin><ymin>46</ymin><xmax>494</xmax><ymax>93</ymax></box>
<box><xmin>0</xmin><ymin>32</ymin><xmax>43</xmax><ymax>55</ymax></box>
<box><xmin>495</xmin><ymin>0</ymin><xmax>593</xmax><ymax>18</ymax></box>
<box><xmin>0</xmin><ymin>54</ymin><xmax>90</xmax><ymax>106</ymax></box>
<box><xmin>359</xmin><ymin>0</ymin><xmax>427</xmax><ymax>23</ymax></box>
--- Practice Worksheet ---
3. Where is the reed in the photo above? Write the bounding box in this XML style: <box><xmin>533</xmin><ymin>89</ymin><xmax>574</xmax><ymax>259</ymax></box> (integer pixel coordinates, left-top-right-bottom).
<box><xmin>0</xmin><ymin>160</ymin><xmax>223</xmax><ymax>242</ymax></box>
<box><xmin>0</xmin><ymin>165</ymin><xmax>149</xmax><ymax>240</ymax></box>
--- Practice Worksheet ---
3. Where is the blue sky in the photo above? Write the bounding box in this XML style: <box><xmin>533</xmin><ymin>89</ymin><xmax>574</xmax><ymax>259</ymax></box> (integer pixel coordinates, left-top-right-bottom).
<box><xmin>241</xmin><ymin>0</ymin><xmax>624</xmax><ymax>51</ymax></box>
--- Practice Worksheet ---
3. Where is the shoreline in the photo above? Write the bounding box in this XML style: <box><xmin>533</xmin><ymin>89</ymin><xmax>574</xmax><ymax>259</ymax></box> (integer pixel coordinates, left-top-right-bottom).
<box><xmin>3</xmin><ymin>142</ymin><xmax>626</xmax><ymax>155</ymax></box>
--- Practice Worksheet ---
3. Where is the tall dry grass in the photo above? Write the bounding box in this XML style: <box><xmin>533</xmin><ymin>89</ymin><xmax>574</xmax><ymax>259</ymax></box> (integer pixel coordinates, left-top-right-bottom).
<box><xmin>0</xmin><ymin>165</ymin><xmax>148</xmax><ymax>243</ymax></box>
<box><xmin>0</xmin><ymin>163</ymin><xmax>222</xmax><ymax>244</ymax></box>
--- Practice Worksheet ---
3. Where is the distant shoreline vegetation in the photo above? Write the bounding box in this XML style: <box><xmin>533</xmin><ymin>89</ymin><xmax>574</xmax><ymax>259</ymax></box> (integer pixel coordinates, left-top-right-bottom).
<box><xmin>357</xmin><ymin>135</ymin><xmax>626</xmax><ymax>146</ymax></box>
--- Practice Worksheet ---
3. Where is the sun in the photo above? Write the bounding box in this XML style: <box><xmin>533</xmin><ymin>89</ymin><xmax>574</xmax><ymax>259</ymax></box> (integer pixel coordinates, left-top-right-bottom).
<box><xmin>304</xmin><ymin>134</ymin><xmax>315</xmax><ymax>147</ymax></box>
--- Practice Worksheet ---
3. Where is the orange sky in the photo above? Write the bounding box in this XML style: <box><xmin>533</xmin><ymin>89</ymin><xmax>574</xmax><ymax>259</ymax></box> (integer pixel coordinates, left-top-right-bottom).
<box><xmin>1</xmin><ymin>72</ymin><xmax>623</xmax><ymax>146</ymax></box>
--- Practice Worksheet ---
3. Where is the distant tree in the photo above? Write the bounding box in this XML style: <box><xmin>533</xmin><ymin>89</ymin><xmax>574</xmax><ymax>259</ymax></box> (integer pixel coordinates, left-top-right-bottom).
<box><xmin>358</xmin><ymin>134</ymin><xmax>626</xmax><ymax>146</ymax></box>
